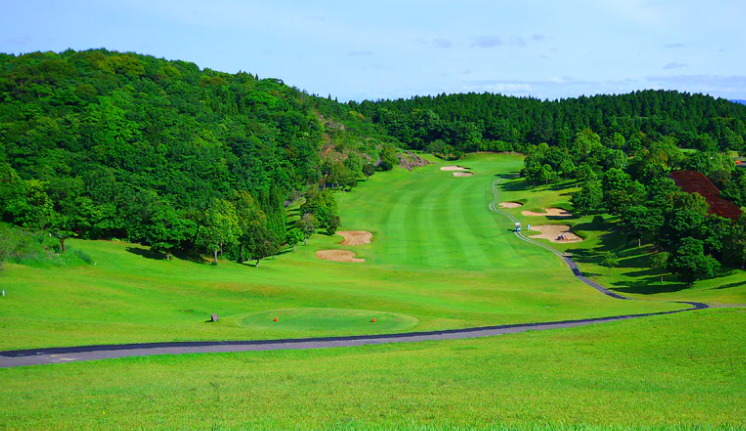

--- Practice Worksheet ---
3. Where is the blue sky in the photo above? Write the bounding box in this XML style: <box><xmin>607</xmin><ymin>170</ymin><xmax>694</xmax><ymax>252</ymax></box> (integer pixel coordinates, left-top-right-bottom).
<box><xmin>1</xmin><ymin>0</ymin><xmax>745</xmax><ymax>101</ymax></box>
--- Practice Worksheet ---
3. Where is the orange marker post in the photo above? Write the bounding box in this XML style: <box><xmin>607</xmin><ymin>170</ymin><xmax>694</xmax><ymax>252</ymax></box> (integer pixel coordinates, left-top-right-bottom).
<box><xmin>371</xmin><ymin>318</ymin><xmax>376</xmax><ymax>323</ymax></box>
<box><xmin>274</xmin><ymin>317</ymin><xmax>278</xmax><ymax>322</ymax></box>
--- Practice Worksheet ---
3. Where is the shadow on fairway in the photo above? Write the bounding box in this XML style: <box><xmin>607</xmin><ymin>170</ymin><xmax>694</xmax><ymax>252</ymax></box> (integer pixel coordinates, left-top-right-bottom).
<box><xmin>611</xmin><ymin>278</ymin><xmax>691</xmax><ymax>294</ymax></box>
<box><xmin>710</xmin><ymin>280</ymin><xmax>746</xmax><ymax>290</ymax></box>
<box><xmin>125</xmin><ymin>246</ymin><xmax>207</xmax><ymax>263</ymax></box>
<box><xmin>125</xmin><ymin>247</ymin><xmax>166</xmax><ymax>260</ymax></box>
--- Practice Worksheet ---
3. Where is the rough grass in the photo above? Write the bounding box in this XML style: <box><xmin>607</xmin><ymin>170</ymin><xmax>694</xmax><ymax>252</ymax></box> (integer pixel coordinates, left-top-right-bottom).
<box><xmin>1</xmin><ymin>308</ymin><xmax>743</xmax><ymax>430</ymax></box>
<box><xmin>494</xmin><ymin>174</ymin><xmax>746</xmax><ymax>306</ymax></box>
<box><xmin>0</xmin><ymin>153</ymin><xmax>682</xmax><ymax>350</ymax></box>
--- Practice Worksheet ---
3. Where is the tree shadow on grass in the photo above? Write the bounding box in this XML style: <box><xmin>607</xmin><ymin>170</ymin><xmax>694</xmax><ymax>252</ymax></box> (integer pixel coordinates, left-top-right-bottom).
<box><xmin>126</xmin><ymin>247</ymin><xmax>165</xmax><ymax>260</ymax></box>
<box><xmin>125</xmin><ymin>246</ymin><xmax>208</xmax><ymax>264</ymax></box>
<box><xmin>611</xmin><ymin>277</ymin><xmax>691</xmax><ymax>294</ymax></box>
<box><xmin>499</xmin><ymin>180</ymin><xmax>533</xmax><ymax>193</ymax></box>
<box><xmin>709</xmin><ymin>280</ymin><xmax>746</xmax><ymax>290</ymax></box>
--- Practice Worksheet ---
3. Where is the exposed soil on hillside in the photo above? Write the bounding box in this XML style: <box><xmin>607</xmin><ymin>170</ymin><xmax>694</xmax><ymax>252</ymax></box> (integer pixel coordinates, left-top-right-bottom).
<box><xmin>315</xmin><ymin>250</ymin><xmax>365</xmax><ymax>263</ymax></box>
<box><xmin>338</xmin><ymin>231</ymin><xmax>373</xmax><ymax>246</ymax></box>
<box><xmin>398</xmin><ymin>152</ymin><xmax>431</xmax><ymax>171</ymax></box>
<box><xmin>522</xmin><ymin>208</ymin><xmax>573</xmax><ymax>217</ymax></box>
<box><xmin>529</xmin><ymin>225</ymin><xmax>583</xmax><ymax>243</ymax></box>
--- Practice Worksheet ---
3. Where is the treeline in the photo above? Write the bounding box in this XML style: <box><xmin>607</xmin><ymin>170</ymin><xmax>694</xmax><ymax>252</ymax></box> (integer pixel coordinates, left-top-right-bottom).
<box><xmin>523</xmin><ymin>130</ymin><xmax>746</xmax><ymax>284</ymax></box>
<box><xmin>352</xmin><ymin>91</ymin><xmax>746</xmax><ymax>158</ymax></box>
<box><xmin>0</xmin><ymin>49</ymin><xmax>393</xmax><ymax>263</ymax></box>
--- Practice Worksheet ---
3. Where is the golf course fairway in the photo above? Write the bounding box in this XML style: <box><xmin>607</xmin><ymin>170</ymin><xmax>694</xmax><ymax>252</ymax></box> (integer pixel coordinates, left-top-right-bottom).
<box><xmin>1</xmin><ymin>153</ymin><xmax>681</xmax><ymax>350</ymax></box>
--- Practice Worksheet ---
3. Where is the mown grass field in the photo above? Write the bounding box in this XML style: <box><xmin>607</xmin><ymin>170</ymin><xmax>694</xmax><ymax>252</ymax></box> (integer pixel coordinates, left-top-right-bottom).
<box><xmin>493</xmin><ymin>173</ymin><xmax>746</xmax><ymax>306</ymax></box>
<box><xmin>2</xmin><ymin>153</ymin><xmax>745</xmax><ymax>430</ymax></box>
<box><xmin>0</xmin><ymin>153</ymin><xmax>681</xmax><ymax>350</ymax></box>
<box><xmin>1</xmin><ymin>308</ymin><xmax>743</xmax><ymax>430</ymax></box>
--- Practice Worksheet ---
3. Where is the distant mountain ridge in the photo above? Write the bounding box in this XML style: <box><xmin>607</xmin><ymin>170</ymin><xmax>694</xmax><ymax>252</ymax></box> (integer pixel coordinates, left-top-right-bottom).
<box><xmin>732</xmin><ymin>100</ymin><xmax>746</xmax><ymax>105</ymax></box>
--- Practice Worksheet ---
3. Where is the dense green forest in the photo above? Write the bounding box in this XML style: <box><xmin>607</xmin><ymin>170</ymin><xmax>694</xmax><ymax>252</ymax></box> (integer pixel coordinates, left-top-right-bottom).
<box><xmin>2</xmin><ymin>48</ymin><xmax>746</xmax><ymax>279</ymax></box>
<box><xmin>352</xmin><ymin>91</ymin><xmax>746</xmax><ymax>283</ymax></box>
<box><xmin>353</xmin><ymin>91</ymin><xmax>746</xmax><ymax>158</ymax></box>
<box><xmin>0</xmin><ymin>49</ymin><xmax>392</xmax><ymax>263</ymax></box>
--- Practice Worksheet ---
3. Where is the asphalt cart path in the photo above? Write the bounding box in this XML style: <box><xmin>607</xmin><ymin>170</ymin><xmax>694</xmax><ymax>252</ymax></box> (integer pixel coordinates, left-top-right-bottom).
<box><xmin>0</xmin><ymin>179</ymin><xmax>708</xmax><ymax>368</ymax></box>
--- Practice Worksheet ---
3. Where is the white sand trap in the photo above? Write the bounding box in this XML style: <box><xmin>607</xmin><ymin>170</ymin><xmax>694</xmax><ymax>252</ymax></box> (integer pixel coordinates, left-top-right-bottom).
<box><xmin>441</xmin><ymin>166</ymin><xmax>468</xmax><ymax>171</ymax></box>
<box><xmin>529</xmin><ymin>225</ymin><xmax>583</xmax><ymax>243</ymax></box>
<box><xmin>499</xmin><ymin>202</ymin><xmax>523</xmax><ymax>208</ymax></box>
<box><xmin>522</xmin><ymin>208</ymin><xmax>573</xmax><ymax>217</ymax></box>
<box><xmin>338</xmin><ymin>231</ymin><xmax>373</xmax><ymax>246</ymax></box>
<box><xmin>316</xmin><ymin>250</ymin><xmax>365</xmax><ymax>263</ymax></box>
<box><xmin>453</xmin><ymin>172</ymin><xmax>474</xmax><ymax>177</ymax></box>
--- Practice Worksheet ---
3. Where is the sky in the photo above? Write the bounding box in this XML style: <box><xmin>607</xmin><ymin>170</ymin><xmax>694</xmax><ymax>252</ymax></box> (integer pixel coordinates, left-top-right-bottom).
<box><xmin>1</xmin><ymin>0</ymin><xmax>745</xmax><ymax>102</ymax></box>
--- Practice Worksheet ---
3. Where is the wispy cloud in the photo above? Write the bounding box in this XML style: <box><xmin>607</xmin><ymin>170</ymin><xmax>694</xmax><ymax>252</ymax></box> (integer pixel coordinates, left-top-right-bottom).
<box><xmin>432</xmin><ymin>38</ymin><xmax>452</xmax><ymax>49</ymax></box>
<box><xmin>472</xmin><ymin>36</ymin><xmax>503</xmax><ymax>48</ymax></box>
<box><xmin>509</xmin><ymin>36</ymin><xmax>527</xmax><ymax>47</ymax></box>
<box><xmin>647</xmin><ymin>74</ymin><xmax>746</xmax><ymax>87</ymax></box>
<box><xmin>645</xmin><ymin>75</ymin><xmax>746</xmax><ymax>97</ymax></box>
<box><xmin>663</xmin><ymin>62</ymin><xmax>688</xmax><ymax>70</ymax></box>
<box><xmin>532</xmin><ymin>34</ymin><xmax>547</xmax><ymax>42</ymax></box>
<box><xmin>664</xmin><ymin>43</ymin><xmax>687</xmax><ymax>49</ymax></box>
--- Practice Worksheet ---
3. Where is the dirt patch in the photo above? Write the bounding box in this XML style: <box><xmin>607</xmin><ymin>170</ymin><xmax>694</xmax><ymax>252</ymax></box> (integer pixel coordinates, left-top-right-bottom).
<box><xmin>441</xmin><ymin>166</ymin><xmax>468</xmax><ymax>172</ymax></box>
<box><xmin>398</xmin><ymin>151</ymin><xmax>431</xmax><ymax>171</ymax></box>
<box><xmin>315</xmin><ymin>250</ymin><xmax>365</xmax><ymax>263</ymax></box>
<box><xmin>453</xmin><ymin>172</ymin><xmax>474</xmax><ymax>177</ymax></box>
<box><xmin>522</xmin><ymin>208</ymin><xmax>573</xmax><ymax>217</ymax></box>
<box><xmin>338</xmin><ymin>231</ymin><xmax>373</xmax><ymax>246</ymax></box>
<box><xmin>499</xmin><ymin>202</ymin><xmax>523</xmax><ymax>208</ymax></box>
<box><xmin>529</xmin><ymin>225</ymin><xmax>583</xmax><ymax>243</ymax></box>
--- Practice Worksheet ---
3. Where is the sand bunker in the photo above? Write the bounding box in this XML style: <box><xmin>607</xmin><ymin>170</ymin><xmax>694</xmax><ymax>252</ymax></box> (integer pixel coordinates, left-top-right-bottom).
<box><xmin>529</xmin><ymin>225</ymin><xmax>583</xmax><ymax>243</ymax></box>
<box><xmin>441</xmin><ymin>166</ymin><xmax>469</xmax><ymax>172</ymax></box>
<box><xmin>522</xmin><ymin>208</ymin><xmax>573</xmax><ymax>217</ymax></box>
<box><xmin>315</xmin><ymin>250</ymin><xmax>365</xmax><ymax>263</ymax></box>
<box><xmin>338</xmin><ymin>231</ymin><xmax>373</xmax><ymax>246</ymax></box>
<box><xmin>453</xmin><ymin>172</ymin><xmax>474</xmax><ymax>177</ymax></box>
<box><xmin>499</xmin><ymin>202</ymin><xmax>523</xmax><ymax>208</ymax></box>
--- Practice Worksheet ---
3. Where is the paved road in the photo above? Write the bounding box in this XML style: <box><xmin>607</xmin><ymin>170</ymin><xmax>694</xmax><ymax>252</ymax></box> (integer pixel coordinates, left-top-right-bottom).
<box><xmin>0</xmin><ymin>179</ymin><xmax>709</xmax><ymax>368</ymax></box>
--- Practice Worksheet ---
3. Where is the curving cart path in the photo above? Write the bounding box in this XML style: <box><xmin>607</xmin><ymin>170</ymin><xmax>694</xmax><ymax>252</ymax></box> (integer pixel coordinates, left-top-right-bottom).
<box><xmin>0</xmin><ymin>179</ymin><xmax>708</xmax><ymax>368</ymax></box>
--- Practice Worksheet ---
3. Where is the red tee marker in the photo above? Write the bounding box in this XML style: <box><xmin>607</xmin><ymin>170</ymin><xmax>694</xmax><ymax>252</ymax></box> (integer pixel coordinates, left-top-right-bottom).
<box><xmin>371</xmin><ymin>318</ymin><xmax>376</xmax><ymax>323</ymax></box>
<box><xmin>274</xmin><ymin>317</ymin><xmax>278</xmax><ymax>322</ymax></box>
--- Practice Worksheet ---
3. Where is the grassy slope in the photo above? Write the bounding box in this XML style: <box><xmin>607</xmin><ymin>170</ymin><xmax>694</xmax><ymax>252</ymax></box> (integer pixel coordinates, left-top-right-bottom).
<box><xmin>1</xmin><ymin>308</ymin><xmax>743</xmax><ymax>430</ymax></box>
<box><xmin>0</xmin><ymin>153</ymin><xmax>680</xmax><ymax>350</ymax></box>
<box><xmin>494</xmin><ymin>174</ymin><xmax>746</xmax><ymax>306</ymax></box>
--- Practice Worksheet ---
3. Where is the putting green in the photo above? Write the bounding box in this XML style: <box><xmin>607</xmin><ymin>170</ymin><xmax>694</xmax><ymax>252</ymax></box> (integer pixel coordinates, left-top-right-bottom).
<box><xmin>236</xmin><ymin>308</ymin><xmax>419</xmax><ymax>332</ymax></box>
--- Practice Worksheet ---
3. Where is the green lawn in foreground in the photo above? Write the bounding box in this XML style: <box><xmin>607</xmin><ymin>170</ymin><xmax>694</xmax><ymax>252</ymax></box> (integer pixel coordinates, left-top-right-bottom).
<box><xmin>0</xmin><ymin>153</ymin><xmax>682</xmax><ymax>350</ymax></box>
<box><xmin>1</xmin><ymin>308</ymin><xmax>743</xmax><ymax>430</ymax></box>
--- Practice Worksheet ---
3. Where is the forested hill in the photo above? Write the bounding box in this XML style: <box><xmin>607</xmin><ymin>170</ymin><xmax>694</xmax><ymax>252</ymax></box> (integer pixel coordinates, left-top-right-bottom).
<box><xmin>352</xmin><ymin>91</ymin><xmax>746</xmax><ymax>158</ymax></box>
<box><xmin>0</xmin><ymin>49</ymin><xmax>391</xmax><ymax>261</ymax></box>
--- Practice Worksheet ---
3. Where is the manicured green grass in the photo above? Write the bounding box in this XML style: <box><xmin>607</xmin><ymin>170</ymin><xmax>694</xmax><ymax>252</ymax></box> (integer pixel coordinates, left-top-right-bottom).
<box><xmin>0</xmin><ymin>153</ymin><xmax>682</xmax><ymax>350</ymax></box>
<box><xmin>493</xmin><ymin>173</ymin><xmax>746</xmax><ymax>306</ymax></box>
<box><xmin>1</xmin><ymin>308</ymin><xmax>743</xmax><ymax>430</ymax></box>
<box><xmin>236</xmin><ymin>308</ymin><xmax>419</xmax><ymax>333</ymax></box>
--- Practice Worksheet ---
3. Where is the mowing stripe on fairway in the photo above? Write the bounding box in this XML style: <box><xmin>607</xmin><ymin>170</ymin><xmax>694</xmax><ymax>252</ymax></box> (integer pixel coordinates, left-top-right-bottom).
<box><xmin>0</xmin><ymin>178</ymin><xmax>709</xmax><ymax>368</ymax></box>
